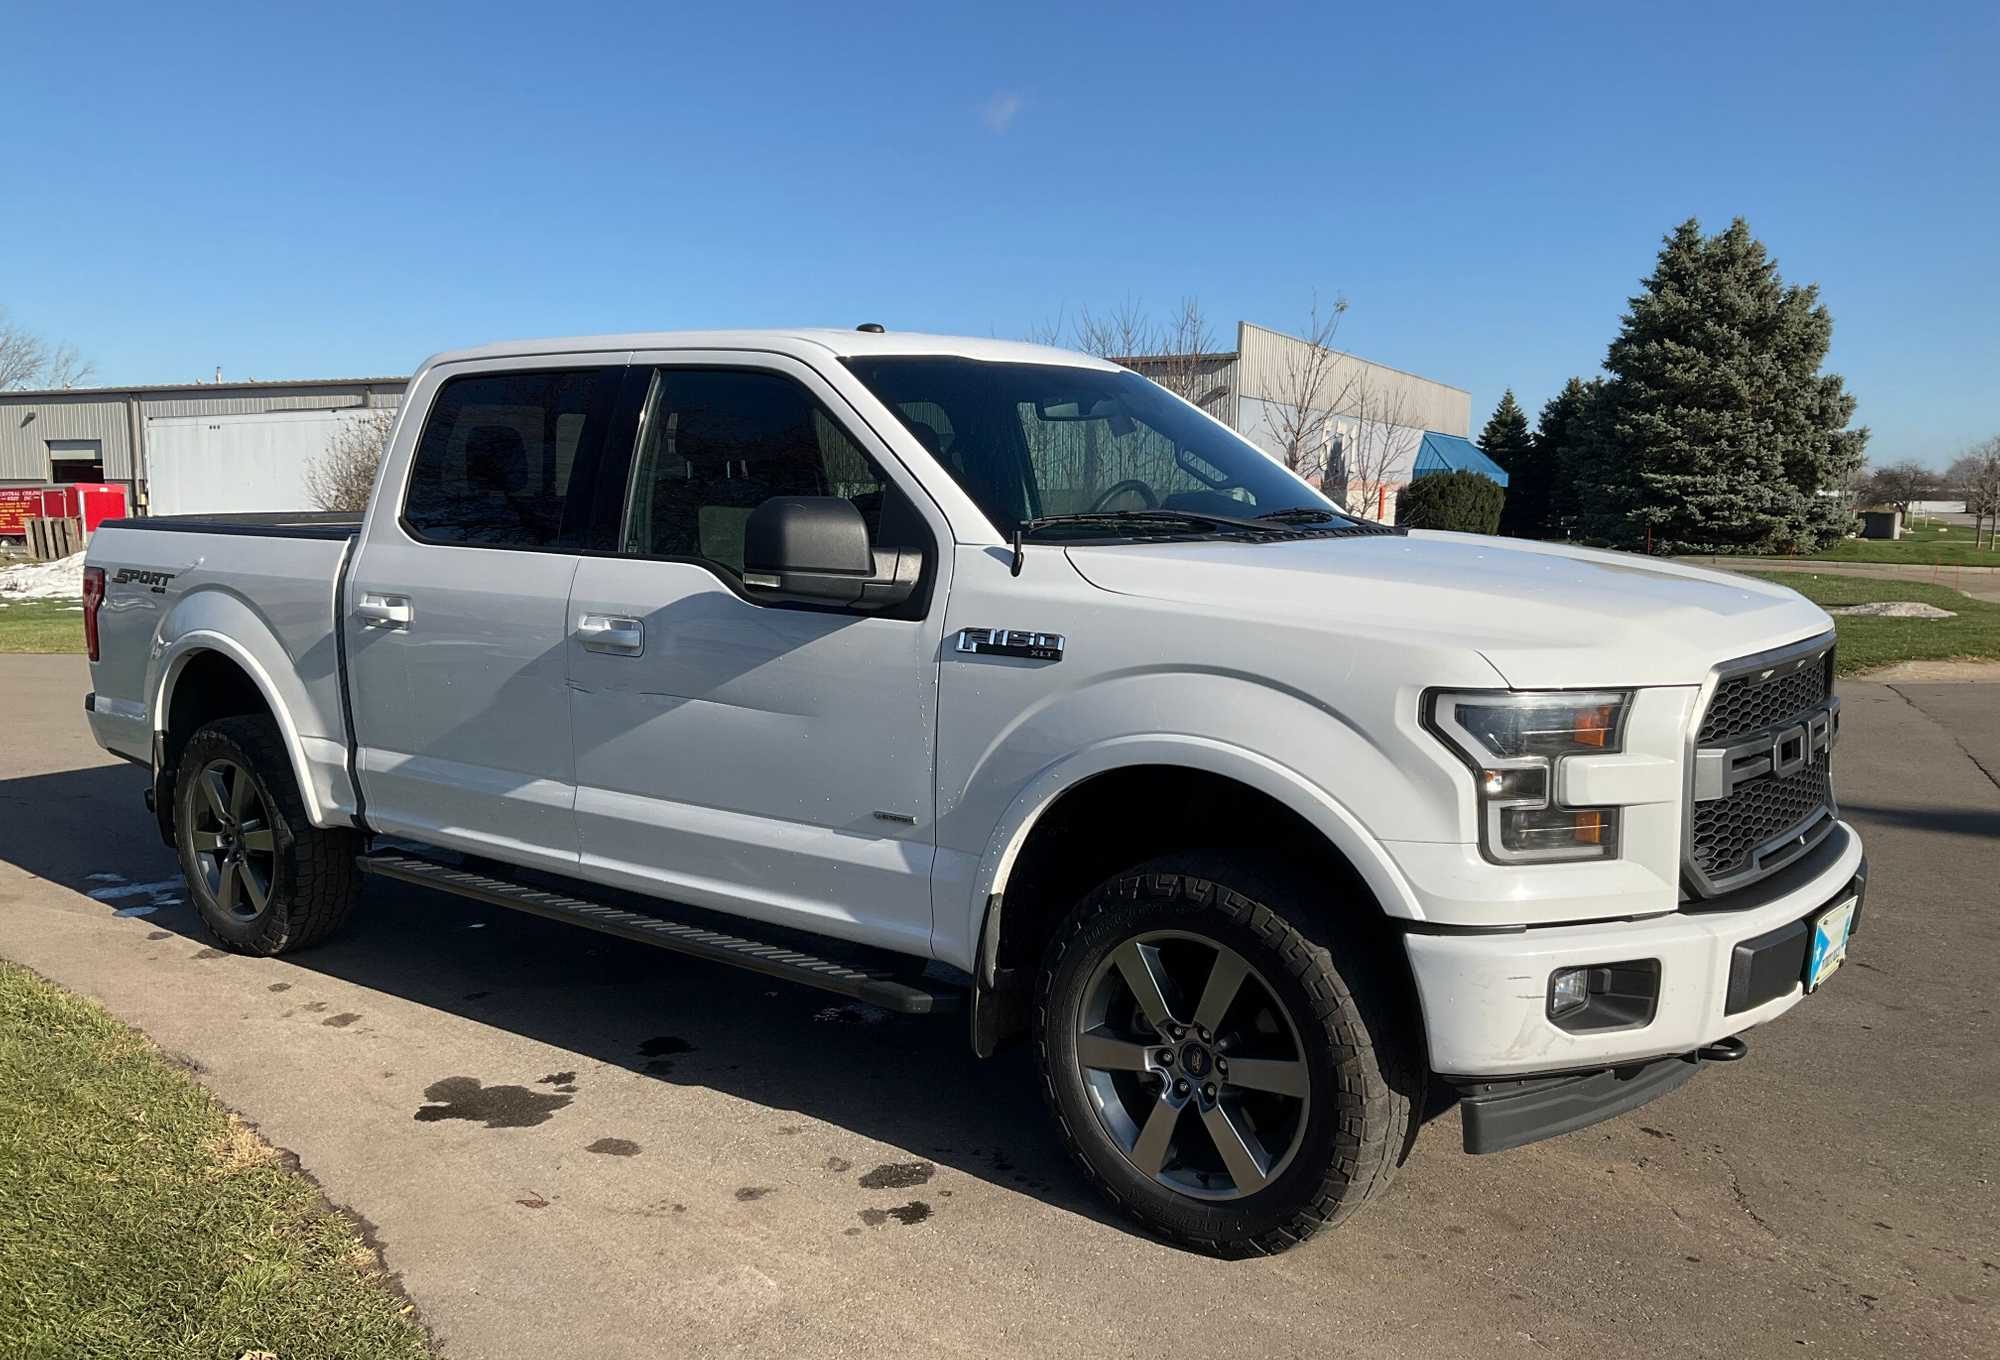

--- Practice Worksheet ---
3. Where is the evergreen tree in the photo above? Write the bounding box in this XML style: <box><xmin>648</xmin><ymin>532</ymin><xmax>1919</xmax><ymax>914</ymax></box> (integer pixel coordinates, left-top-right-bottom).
<box><xmin>1579</xmin><ymin>218</ymin><xmax>1867</xmax><ymax>553</ymax></box>
<box><xmin>1534</xmin><ymin>377</ymin><xmax>1605</xmax><ymax>537</ymax></box>
<box><xmin>1478</xmin><ymin>390</ymin><xmax>1534</xmax><ymax>537</ymax></box>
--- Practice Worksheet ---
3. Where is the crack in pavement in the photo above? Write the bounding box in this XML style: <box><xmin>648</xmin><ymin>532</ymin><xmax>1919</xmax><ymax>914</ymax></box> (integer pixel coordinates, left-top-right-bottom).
<box><xmin>1885</xmin><ymin>684</ymin><xmax>2000</xmax><ymax>795</ymax></box>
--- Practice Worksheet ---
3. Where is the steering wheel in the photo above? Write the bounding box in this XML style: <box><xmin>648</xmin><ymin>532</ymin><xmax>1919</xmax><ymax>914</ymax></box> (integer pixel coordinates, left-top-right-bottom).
<box><xmin>1088</xmin><ymin>479</ymin><xmax>1158</xmax><ymax>514</ymax></box>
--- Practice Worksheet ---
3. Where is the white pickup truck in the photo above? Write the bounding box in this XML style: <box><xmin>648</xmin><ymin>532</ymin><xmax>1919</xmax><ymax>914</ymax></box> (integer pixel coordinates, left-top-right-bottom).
<box><xmin>82</xmin><ymin>329</ymin><xmax>1866</xmax><ymax>1255</ymax></box>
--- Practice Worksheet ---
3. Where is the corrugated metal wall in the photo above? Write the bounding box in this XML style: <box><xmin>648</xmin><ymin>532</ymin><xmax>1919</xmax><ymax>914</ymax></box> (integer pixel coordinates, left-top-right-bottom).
<box><xmin>0</xmin><ymin>380</ymin><xmax>404</xmax><ymax>489</ymax></box>
<box><xmin>1235</xmin><ymin>322</ymin><xmax>1470</xmax><ymax>437</ymax></box>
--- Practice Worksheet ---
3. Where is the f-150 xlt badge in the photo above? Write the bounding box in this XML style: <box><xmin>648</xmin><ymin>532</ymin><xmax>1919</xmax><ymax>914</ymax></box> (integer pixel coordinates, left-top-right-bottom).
<box><xmin>955</xmin><ymin>627</ymin><xmax>1065</xmax><ymax>662</ymax></box>
<box><xmin>112</xmin><ymin>568</ymin><xmax>175</xmax><ymax>592</ymax></box>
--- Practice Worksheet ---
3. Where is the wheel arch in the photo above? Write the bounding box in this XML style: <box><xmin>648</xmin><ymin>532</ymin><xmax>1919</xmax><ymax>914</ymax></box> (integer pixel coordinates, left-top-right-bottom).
<box><xmin>152</xmin><ymin>631</ymin><xmax>330</xmax><ymax>836</ymax></box>
<box><xmin>966</xmin><ymin>737</ymin><xmax>1426</xmax><ymax>1057</ymax></box>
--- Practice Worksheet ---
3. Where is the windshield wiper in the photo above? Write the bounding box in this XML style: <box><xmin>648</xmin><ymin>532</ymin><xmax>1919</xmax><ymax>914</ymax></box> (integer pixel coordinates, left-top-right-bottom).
<box><xmin>1255</xmin><ymin>506</ymin><xmax>1349</xmax><ymax>524</ymax></box>
<box><xmin>1019</xmin><ymin>509</ymin><xmax>1274</xmax><ymax>538</ymax></box>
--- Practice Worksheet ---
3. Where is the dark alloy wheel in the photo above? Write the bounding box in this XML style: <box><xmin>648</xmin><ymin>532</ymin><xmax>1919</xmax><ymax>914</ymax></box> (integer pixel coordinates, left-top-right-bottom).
<box><xmin>173</xmin><ymin>714</ymin><xmax>361</xmax><ymax>956</ymax></box>
<box><xmin>186</xmin><ymin>756</ymin><xmax>278</xmax><ymax>921</ymax></box>
<box><xmin>1036</xmin><ymin>853</ymin><xmax>1417</xmax><ymax>1256</ymax></box>
<box><xmin>1076</xmin><ymin>931</ymin><xmax>1310</xmax><ymax>1199</ymax></box>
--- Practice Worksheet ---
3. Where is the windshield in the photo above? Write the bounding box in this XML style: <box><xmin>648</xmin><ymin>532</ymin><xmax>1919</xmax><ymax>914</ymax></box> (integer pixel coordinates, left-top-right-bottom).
<box><xmin>843</xmin><ymin>357</ymin><xmax>1348</xmax><ymax>539</ymax></box>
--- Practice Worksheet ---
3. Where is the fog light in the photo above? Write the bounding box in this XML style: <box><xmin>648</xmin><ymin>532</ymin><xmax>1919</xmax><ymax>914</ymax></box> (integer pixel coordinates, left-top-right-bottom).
<box><xmin>1549</xmin><ymin>967</ymin><xmax>1591</xmax><ymax>1017</ymax></box>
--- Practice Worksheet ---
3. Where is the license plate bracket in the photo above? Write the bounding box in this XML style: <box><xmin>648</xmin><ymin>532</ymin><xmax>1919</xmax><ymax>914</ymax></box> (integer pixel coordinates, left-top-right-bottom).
<box><xmin>1806</xmin><ymin>896</ymin><xmax>1856</xmax><ymax>992</ymax></box>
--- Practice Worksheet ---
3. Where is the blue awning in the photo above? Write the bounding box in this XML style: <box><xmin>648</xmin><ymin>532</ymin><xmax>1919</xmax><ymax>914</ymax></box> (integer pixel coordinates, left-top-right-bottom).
<box><xmin>1411</xmin><ymin>432</ymin><xmax>1509</xmax><ymax>488</ymax></box>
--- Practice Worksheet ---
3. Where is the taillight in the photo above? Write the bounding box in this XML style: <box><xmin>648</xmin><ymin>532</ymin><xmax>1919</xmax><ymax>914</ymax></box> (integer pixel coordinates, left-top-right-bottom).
<box><xmin>82</xmin><ymin>565</ymin><xmax>105</xmax><ymax>662</ymax></box>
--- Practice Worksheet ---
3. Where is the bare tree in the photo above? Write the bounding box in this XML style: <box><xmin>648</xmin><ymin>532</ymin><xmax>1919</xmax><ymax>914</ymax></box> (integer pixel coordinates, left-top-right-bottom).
<box><xmin>1947</xmin><ymin>438</ymin><xmax>2000</xmax><ymax>550</ymax></box>
<box><xmin>303</xmin><ymin>408</ymin><xmax>397</xmax><ymax>512</ymax></box>
<box><xmin>0</xmin><ymin>307</ymin><xmax>95</xmax><ymax>390</ymax></box>
<box><xmin>1858</xmin><ymin>459</ymin><xmax>1940</xmax><ymax>517</ymax></box>
<box><xmin>1325</xmin><ymin>377</ymin><xmax>1417</xmax><ymax>522</ymax></box>
<box><xmin>1259</xmin><ymin>293</ymin><xmax>1356</xmax><ymax>485</ymax></box>
<box><xmin>1034</xmin><ymin>296</ymin><xmax>1227</xmax><ymax>410</ymax></box>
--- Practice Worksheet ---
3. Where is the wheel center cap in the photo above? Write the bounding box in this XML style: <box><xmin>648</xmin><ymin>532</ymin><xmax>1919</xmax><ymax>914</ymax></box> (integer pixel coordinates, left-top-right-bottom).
<box><xmin>1180</xmin><ymin>1042</ymin><xmax>1213</xmax><ymax>1078</ymax></box>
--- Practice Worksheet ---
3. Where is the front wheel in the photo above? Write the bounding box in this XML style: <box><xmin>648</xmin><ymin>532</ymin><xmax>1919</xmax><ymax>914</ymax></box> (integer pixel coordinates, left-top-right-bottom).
<box><xmin>1035</xmin><ymin>854</ymin><xmax>1417</xmax><ymax>1256</ymax></box>
<box><xmin>174</xmin><ymin>714</ymin><xmax>360</xmax><ymax>955</ymax></box>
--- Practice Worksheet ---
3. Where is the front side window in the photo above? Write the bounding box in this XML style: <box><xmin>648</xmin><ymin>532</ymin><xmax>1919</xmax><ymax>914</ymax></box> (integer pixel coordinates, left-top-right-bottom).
<box><xmin>844</xmin><ymin>357</ymin><xmax>1346</xmax><ymax>539</ymax></box>
<box><xmin>620</xmin><ymin>368</ymin><xmax>921</xmax><ymax>577</ymax></box>
<box><xmin>403</xmin><ymin>368</ymin><xmax>610</xmax><ymax>547</ymax></box>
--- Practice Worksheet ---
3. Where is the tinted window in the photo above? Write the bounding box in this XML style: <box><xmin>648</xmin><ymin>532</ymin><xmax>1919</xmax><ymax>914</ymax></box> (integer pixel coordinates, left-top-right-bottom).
<box><xmin>621</xmin><ymin>368</ymin><xmax>921</xmax><ymax>576</ymax></box>
<box><xmin>845</xmin><ymin>357</ymin><xmax>1339</xmax><ymax>536</ymax></box>
<box><xmin>404</xmin><ymin>369</ymin><xmax>609</xmax><ymax>547</ymax></box>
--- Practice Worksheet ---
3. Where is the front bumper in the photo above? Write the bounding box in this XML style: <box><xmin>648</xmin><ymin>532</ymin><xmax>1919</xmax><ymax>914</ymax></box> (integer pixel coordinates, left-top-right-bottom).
<box><xmin>1404</xmin><ymin>821</ymin><xmax>1865</xmax><ymax>1079</ymax></box>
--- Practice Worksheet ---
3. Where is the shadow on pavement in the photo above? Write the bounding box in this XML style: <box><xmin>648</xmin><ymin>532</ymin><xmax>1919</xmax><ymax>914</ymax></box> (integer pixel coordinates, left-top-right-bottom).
<box><xmin>0</xmin><ymin>762</ymin><xmax>1143</xmax><ymax>1240</ymax></box>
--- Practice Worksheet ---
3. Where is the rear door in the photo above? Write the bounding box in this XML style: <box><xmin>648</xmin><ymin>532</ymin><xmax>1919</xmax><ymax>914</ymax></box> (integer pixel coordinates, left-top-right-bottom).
<box><xmin>344</xmin><ymin>358</ymin><xmax>623</xmax><ymax>873</ymax></box>
<box><xmin>564</xmin><ymin>354</ymin><xmax>951</xmax><ymax>955</ymax></box>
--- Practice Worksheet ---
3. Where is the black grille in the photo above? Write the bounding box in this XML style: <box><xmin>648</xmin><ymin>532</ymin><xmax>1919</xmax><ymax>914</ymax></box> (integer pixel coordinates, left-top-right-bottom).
<box><xmin>1698</xmin><ymin>652</ymin><xmax>1833</xmax><ymax>745</ymax></box>
<box><xmin>1690</xmin><ymin>756</ymin><xmax>1832</xmax><ymax>883</ymax></box>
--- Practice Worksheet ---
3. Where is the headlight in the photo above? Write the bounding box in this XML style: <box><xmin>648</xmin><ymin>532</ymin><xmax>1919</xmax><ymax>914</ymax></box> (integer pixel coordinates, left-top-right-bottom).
<box><xmin>1425</xmin><ymin>690</ymin><xmax>1631</xmax><ymax>864</ymax></box>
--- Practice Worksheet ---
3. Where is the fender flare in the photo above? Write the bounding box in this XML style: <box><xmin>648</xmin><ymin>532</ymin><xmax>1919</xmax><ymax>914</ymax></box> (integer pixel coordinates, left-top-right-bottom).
<box><xmin>152</xmin><ymin>629</ymin><xmax>331</xmax><ymax>827</ymax></box>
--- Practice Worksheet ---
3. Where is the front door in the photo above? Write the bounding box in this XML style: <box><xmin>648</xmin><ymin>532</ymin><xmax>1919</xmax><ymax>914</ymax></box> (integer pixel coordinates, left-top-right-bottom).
<box><xmin>566</xmin><ymin>357</ymin><xmax>948</xmax><ymax>955</ymax></box>
<box><xmin>344</xmin><ymin>361</ymin><xmax>622</xmax><ymax>872</ymax></box>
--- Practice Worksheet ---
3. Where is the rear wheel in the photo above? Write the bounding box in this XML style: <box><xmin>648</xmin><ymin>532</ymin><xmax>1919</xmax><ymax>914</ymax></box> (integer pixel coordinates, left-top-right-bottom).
<box><xmin>1035</xmin><ymin>853</ymin><xmax>1416</xmax><ymax>1256</ymax></box>
<box><xmin>174</xmin><ymin>715</ymin><xmax>360</xmax><ymax>955</ymax></box>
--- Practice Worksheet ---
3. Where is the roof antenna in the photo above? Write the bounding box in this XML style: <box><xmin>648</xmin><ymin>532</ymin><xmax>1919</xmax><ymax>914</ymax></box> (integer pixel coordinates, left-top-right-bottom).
<box><xmin>855</xmin><ymin>322</ymin><xmax>886</xmax><ymax>333</ymax></box>
<box><xmin>1010</xmin><ymin>525</ymin><xmax>1025</xmax><ymax>577</ymax></box>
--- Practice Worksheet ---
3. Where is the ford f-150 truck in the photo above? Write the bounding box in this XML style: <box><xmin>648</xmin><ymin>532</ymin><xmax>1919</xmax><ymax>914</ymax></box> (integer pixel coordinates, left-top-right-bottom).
<box><xmin>82</xmin><ymin>329</ymin><xmax>1865</xmax><ymax>1255</ymax></box>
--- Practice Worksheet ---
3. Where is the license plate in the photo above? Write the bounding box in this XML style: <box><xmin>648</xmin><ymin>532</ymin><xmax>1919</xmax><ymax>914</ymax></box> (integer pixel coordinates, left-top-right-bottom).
<box><xmin>1806</xmin><ymin>897</ymin><xmax>1857</xmax><ymax>992</ymax></box>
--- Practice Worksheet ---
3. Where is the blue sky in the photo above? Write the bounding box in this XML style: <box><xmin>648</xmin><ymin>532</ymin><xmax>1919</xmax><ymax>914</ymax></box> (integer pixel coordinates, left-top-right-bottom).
<box><xmin>3</xmin><ymin>1</ymin><xmax>1993</xmax><ymax>467</ymax></box>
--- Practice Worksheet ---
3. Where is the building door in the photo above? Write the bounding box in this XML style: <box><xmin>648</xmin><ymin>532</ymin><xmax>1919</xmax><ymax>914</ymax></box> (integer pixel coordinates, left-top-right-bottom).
<box><xmin>47</xmin><ymin>439</ymin><xmax>104</xmax><ymax>483</ymax></box>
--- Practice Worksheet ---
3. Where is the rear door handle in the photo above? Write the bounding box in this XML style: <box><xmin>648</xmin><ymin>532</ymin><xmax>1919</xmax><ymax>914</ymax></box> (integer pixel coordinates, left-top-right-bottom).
<box><xmin>357</xmin><ymin>592</ymin><xmax>413</xmax><ymax>628</ymax></box>
<box><xmin>576</xmin><ymin>614</ymin><xmax>644</xmax><ymax>656</ymax></box>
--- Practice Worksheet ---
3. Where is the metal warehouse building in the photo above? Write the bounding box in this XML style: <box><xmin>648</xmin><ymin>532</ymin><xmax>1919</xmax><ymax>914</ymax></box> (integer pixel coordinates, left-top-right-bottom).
<box><xmin>1127</xmin><ymin>321</ymin><xmax>1474</xmax><ymax>521</ymax></box>
<box><xmin>0</xmin><ymin>376</ymin><xmax>406</xmax><ymax>515</ymax></box>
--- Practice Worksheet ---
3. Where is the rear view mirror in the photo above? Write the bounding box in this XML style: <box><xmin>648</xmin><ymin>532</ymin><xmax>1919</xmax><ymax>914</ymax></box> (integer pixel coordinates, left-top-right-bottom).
<box><xmin>742</xmin><ymin>496</ymin><xmax>919</xmax><ymax>610</ymax></box>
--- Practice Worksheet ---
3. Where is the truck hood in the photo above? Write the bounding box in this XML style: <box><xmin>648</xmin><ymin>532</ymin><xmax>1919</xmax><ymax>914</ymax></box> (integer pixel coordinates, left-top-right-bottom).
<box><xmin>1064</xmin><ymin>529</ymin><xmax>1834</xmax><ymax>689</ymax></box>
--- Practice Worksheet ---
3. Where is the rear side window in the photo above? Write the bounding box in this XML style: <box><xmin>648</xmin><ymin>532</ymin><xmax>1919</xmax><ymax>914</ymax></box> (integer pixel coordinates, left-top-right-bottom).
<box><xmin>403</xmin><ymin>368</ymin><xmax>611</xmax><ymax>548</ymax></box>
<box><xmin>620</xmin><ymin>368</ymin><xmax>923</xmax><ymax>577</ymax></box>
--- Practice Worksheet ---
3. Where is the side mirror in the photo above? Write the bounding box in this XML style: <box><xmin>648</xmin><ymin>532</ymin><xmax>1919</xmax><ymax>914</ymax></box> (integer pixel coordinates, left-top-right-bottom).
<box><xmin>742</xmin><ymin>496</ymin><xmax>919</xmax><ymax>609</ymax></box>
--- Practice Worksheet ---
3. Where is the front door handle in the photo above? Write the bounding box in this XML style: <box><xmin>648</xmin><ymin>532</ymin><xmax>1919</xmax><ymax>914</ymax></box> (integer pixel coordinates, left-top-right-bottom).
<box><xmin>357</xmin><ymin>592</ymin><xmax>413</xmax><ymax>628</ymax></box>
<box><xmin>576</xmin><ymin>614</ymin><xmax>644</xmax><ymax>656</ymax></box>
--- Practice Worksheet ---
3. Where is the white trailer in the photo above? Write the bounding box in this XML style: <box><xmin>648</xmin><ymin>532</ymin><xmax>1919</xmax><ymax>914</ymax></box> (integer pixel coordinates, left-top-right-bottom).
<box><xmin>144</xmin><ymin>407</ymin><xmax>385</xmax><ymax>517</ymax></box>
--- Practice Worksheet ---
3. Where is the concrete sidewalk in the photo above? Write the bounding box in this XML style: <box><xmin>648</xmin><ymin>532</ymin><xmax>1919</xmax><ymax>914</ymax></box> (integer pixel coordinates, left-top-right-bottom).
<box><xmin>2</xmin><ymin>654</ymin><xmax>1995</xmax><ymax>1359</ymax></box>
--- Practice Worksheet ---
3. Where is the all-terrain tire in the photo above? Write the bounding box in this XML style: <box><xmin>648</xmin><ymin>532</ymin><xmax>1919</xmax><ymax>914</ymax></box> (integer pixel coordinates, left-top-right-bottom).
<box><xmin>174</xmin><ymin>714</ymin><xmax>361</xmax><ymax>955</ymax></box>
<box><xmin>1034</xmin><ymin>852</ymin><xmax>1417</xmax><ymax>1257</ymax></box>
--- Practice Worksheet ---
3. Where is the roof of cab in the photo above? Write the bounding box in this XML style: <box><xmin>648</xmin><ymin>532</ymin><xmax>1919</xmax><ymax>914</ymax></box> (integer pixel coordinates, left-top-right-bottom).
<box><xmin>420</xmin><ymin>329</ymin><xmax>1119</xmax><ymax>371</ymax></box>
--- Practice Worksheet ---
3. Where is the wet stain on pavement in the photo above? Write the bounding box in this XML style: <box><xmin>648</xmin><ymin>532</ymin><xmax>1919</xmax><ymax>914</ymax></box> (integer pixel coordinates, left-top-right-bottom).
<box><xmin>303</xmin><ymin>1001</ymin><xmax>329</xmax><ymax>1013</ymax></box>
<box><xmin>587</xmin><ymin>1137</ymin><xmax>641</xmax><ymax>1156</ymax></box>
<box><xmin>637</xmin><ymin>1036</ymin><xmax>694</xmax><ymax>1077</ymax></box>
<box><xmin>823</xmin><ymin>1156</ymin><xmax>852</xmax><ymax>1173</ymax></box>
<box><xmin>192</xmin><ymin>948</ymin><xmax>225</xmax><ymax>960</ymax></box>
<box><xmin>146</xmin><ymin>931</ymin><xmax>170</xmax><ymax>941</ymax></box>
<box><xmin>267</xmin><ymin>982</ymin><xmax>291</xmax><ymax>993</ymax></box>
<box><xmin>858</xmin><ymin>1162</ymin><xmax>934</xmax><ymax>1190</ymax></box>
<box><xmin>322</xmin><ymin>1012</ymin><xmax>361</xmax><ymax>1028</ymax></box>
<box><xmin>414</xmin><ymin>1076</ymin><xmax>573</xmax><ymax>1128</ymax></box>
<box><xmin>734</xmin><ymin>1186</ymin><xmax>774</xmax><ymax>1201</ymax></box>
<box><xmin>517</xmin><ymin>1195</ymin><xmax>550</xmax><ymax>1210</ymax></box>
<box><xmin>859</xmin><ymin>1201</ymin><xmax>932</xmax><ymax>1227</ymax></box>
<box><xmin>539</xmin><ymin>1071</ymin><xmax>576</xmax><ymax>1086</ymax></box>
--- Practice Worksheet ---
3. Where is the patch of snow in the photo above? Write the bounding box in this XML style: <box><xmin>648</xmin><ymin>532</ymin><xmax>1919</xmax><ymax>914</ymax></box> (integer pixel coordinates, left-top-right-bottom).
<box><xmin>1825</xmin><ymin>601</ymin><xmax>1957</xmax><ymax>619</ymax></box>
<box><xmin>0</xmin><ymin>550</ymin><xmax>86</xmax><ymax>600</ymax></box>
<box><xmin>88</xmin><ymin>872</ymin><xmax>125</xmax><ymax>882</ymax></box>
<box><xmin>114</xmin><ymin>905</ymin><xmax>158</xmax><ymax>917</ymax></box>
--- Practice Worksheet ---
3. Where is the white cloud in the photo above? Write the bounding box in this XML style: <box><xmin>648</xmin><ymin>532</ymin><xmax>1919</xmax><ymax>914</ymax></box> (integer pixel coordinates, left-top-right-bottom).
<box><xmin>981</xmin><ymin>91</ymin><xmax>1024</xmax><ymax>133</ymax></box>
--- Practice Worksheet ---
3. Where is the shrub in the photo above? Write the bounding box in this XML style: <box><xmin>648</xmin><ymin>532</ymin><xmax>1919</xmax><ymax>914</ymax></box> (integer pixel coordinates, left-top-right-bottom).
<box><xmin>1397</xmin><ymin>470</ymin><xmax>1505</xmax><ymax>534</ymax></box>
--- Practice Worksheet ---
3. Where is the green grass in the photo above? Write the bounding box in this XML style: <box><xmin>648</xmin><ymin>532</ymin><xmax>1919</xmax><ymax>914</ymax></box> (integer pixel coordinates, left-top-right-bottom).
<box><xmin>0</xmin><ymin>598</ymin><xmax>87</xmax><ymax>654</ymax></box>
<box><xmin>1744</xmin><ymin>571</ymin><xmax>2000</xmax><ymax>675</ymax></box>
<box><xmin>0</xmin><ymin>961</ymin><xmax>432</xmax><ymax>1360</ymax></box>
<box><xmin>1801</xmin><ymin>521</ymin><xmax>2000</xmax><ymax>567</ymax></box>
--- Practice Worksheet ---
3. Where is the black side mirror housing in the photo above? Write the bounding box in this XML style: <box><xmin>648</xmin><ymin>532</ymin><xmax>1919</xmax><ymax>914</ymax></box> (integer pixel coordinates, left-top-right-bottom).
<box><xmin>742</xmin><ymin>496</ymin><xmax>919</xmax><ymax>610</ymax></box>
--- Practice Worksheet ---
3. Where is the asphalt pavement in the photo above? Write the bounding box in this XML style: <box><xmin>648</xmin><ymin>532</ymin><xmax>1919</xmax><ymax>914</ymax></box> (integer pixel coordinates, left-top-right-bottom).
<box><xmin>1</xmin><ymin>654</ymin><xmax>1994</xmax><ymax>1359</ymax></box>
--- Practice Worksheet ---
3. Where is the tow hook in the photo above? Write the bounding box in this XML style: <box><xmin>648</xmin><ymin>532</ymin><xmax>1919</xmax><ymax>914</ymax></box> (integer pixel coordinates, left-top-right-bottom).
<box><xmin>1699</xmin><ymin>1035</ymin><xmax>1749</xmax><ymax>1063</ymax></box>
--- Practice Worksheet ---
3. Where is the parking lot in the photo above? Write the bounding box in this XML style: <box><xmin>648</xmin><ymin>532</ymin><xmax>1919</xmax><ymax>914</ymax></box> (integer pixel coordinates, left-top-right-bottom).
<box><xmin>1</xmin><ymin>652</ymin><xmax>1994</xmax><ymax>1359</ymax></box>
